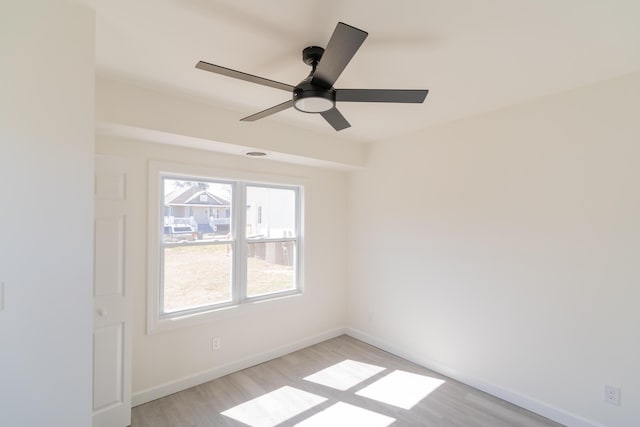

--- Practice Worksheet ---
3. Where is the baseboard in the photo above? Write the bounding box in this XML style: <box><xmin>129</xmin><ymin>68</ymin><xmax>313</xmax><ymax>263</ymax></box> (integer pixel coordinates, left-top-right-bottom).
<box><xmin>131</xmin><ymin>326</ymin><xmax>346</xmax><ymax>407</ymax></box>
<box><xmin>345</xmin><ymin>327</ymin><xmax>604</xmax><ymax>427</ymax></box>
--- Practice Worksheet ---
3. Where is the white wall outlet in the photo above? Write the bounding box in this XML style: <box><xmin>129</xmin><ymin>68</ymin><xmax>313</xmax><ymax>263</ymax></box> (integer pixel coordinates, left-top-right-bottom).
<box><xmin>212</xmin><ymin>337</ymin><xmax>221</xmax><ymax>351</ymax></box>
<box><xmin>604</xmin><ymin>385</ymin><xmax>621</xmax><ymax>406</ymax></box>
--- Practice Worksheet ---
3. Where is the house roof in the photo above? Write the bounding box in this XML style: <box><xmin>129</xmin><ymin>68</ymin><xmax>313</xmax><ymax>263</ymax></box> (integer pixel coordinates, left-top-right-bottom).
<box><xmin>165</xmin><ymin>186</ymin><xmax>230</xmax><ymax>207</ymax></box>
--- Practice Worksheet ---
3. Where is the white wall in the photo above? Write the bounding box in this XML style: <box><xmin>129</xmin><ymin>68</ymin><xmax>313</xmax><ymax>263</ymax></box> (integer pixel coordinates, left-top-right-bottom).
<box><xmin>0</xmin><ymin>1</ymin><xmax>95</xmax><ymax>426</ymax></box>
<box><xmin>95</xmin><ymin>136</ymin><xmax>349</xmax><ymax>401</ymax></box>
<box><xmin>347</xmin><ymin>72</ymin><xmax>640</xmax><ymax>427</ymax></box>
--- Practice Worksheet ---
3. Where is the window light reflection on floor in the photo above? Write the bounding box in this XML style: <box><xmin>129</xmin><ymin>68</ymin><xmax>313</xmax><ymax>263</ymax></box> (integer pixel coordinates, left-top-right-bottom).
<box><xmin>355</xmin><ymin>370</ymin><xmax>445</xmax><ymax>409</ymax></box>
<box><xmin>220</xmin><ymin>386</ymin><xmax>327</xmax><ymax>427</ymax></box>
<box><xmin>294</xmin><ymin>402</ymin><xmax>395</xmax><ymax>427</ymax></box>
<box><xmin>303</xmin><ymin>359</ymin><xmax>386</xmax><ymax>391</ymax></box>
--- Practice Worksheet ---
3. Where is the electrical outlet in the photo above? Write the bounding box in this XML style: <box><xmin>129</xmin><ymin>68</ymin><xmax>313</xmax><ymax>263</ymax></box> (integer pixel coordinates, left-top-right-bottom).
<box><xmin>604</xmin><ymin>385</ymin><xmax>621</xmax><ymax>406</ymax></box>
<box><xmin>212</xmin><ymin>337</ymin><xmax>221</xmax><ymax>351</ymax></box>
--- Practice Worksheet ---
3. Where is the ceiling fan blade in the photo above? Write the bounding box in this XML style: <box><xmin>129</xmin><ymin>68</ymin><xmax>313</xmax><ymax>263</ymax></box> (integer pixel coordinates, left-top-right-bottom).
<box><xmin>311</xmin><ymin>22</ymin><xmax>368</xmax><ymax>89</ymax></box>
<box><xmin>240</xmin><ymin>100</ymin><xmax>294</xmax><ymax>121</ymax></box>
<box><xmin>336</xmin><ymin>89</ymin><xmax>429</xmax><ymax>103</ymax></box>
<box><xmin>320</xmin><ymin>107</ymin><xmax>351</xmax><ymax>131</ymax></box>
<box><xmin>196</xmin><ymin>61</ymin><xmax>294</xmax><ymax>92</ymax></box>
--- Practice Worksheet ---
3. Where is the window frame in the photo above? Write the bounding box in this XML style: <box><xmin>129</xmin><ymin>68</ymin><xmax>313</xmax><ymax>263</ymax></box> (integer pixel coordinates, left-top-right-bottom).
<box><xmin>147</xmin><ymin>161</ymin><xmax>305</xmax><ymax>334</ymax></box>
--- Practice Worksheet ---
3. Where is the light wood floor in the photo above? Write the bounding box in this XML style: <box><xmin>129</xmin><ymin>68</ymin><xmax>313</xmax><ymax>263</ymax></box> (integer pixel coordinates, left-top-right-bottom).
<box><xmin>131</xmin><ymin>335</ymin><xmax>563</xmax><ymax>427</ymax></box>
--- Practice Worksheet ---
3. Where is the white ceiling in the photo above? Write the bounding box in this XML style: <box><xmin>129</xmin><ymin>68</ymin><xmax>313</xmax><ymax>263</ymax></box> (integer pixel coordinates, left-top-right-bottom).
<box><xmin>83</xmin><ymin>0</ymin><xmax>640</xmax><ymax>143</ymax></box>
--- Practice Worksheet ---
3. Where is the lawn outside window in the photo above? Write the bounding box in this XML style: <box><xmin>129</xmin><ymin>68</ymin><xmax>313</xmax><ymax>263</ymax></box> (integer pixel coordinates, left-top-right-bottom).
<box><xmin>147</xmin><ymin>162</ymin><xmax>303</xmax><ymax>333</ymax></box>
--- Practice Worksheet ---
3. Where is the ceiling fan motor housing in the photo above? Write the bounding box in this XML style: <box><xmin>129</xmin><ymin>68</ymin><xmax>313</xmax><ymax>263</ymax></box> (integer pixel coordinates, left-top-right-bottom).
<box><xmin>293</xmin><ymin>77</ymin><xmax>335</xmax><ymax>113</ymax></box>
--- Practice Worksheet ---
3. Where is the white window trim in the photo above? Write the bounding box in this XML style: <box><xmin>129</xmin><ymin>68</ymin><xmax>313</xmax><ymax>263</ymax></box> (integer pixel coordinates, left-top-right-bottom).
<box><xmin>147</xmin><ymin>160</ymin><xmax>306</xmax><ymax>334</ymax></box>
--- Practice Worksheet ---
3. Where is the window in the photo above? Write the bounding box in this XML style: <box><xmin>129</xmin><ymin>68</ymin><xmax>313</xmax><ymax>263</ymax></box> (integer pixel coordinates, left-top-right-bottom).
<box><xmin>161</xmin><ymin>178</ymin><xmax>235</xmax><ymax>314</ymax></box>
<box><xmin>149</xmin><ymin>164</ymin><xmax>303</xmax><ymax>330</ymax></box>
<box><xmin>246</xmin><ymin>185</ymin><xmax>298</xmax><ymax>298</ymax></box>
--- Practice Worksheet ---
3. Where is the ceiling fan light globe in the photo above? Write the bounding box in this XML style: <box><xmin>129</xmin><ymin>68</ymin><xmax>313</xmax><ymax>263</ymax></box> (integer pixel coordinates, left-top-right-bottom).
<box><xmin>294</xmin><ymin>96</ymin><xmax>334</xmax><ymax>113</ymax></box>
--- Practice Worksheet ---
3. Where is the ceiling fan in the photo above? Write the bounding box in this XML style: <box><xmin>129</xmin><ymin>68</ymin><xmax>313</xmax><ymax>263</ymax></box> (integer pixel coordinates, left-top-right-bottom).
<box><xmin>195</xmin><ymin>22</ymin><xmax>429</xmax><ymax>131</ymax></box>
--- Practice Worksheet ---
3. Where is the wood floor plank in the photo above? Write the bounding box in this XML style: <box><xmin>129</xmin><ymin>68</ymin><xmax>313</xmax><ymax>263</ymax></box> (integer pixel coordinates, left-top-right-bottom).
<box><xmin>131</xmin><ymin>335</ymin><xmax>563</xmax><ymax>427</ymax></box>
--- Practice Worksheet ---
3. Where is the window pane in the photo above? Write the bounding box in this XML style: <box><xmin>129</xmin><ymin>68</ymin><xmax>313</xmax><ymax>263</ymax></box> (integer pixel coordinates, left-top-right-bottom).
<box><xmin>163</xmin><ymin>178</ymin><xmax>232</xmax><ymax>242</ymax></box>
<box><xmin>162</xmin><ymin>244</ymin><xmax>232</xmax><ymax>313</ymax></box>
<box><xmin>246</xmin><ymin>186</ymin><xmax>296</xmax><ymax>238</ymax></box>
<box><xmin>247</xmin><ymin>241</ymin><xmax>296</xmax><ymax>297</ymax></box>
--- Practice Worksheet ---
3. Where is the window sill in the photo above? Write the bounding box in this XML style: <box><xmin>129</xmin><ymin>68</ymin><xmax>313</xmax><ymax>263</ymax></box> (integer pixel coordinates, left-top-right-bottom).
<box><xmin>147</xmin><ymin>290</ymin><xmax>304</xmax><ymax>335</ymax></box>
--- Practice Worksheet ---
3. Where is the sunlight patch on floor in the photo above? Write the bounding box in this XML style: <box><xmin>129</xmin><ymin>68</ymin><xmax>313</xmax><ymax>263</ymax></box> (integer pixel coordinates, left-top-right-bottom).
<box><xmin>294</xmin><ymin>402</ymin><xmax>395</xmax><ymax>427</ymax></box>
<box><xmin>303</xmin><ymin>359</ymin><xmax>386</xmax><ymax>391</ymax></box>
<box><xmin>355</xmin><ymin>370</ymin><xmax>445</xmax><ymax>409</ymax></box>
<box><xmin>221</xmin><ymin>386</ymin><xmax>327</xmax><ymax>427</ymax></box>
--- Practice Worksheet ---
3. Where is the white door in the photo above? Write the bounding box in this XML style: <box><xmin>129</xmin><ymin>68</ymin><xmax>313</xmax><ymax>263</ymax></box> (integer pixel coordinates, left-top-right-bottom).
<box><xmin>93</xmin><ymin>155</ymin><xmax>133</xmax><ymax>427</ymax></box>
